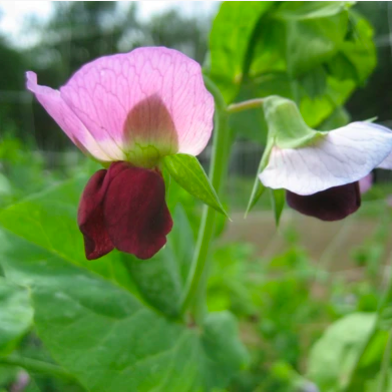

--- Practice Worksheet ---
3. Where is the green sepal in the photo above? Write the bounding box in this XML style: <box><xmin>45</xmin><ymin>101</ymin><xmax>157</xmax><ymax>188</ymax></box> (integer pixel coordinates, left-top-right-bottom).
<box><xmin>269</xmin><ymin>188</ymin><xmax>286</xmax><ymax>227</ymax></box>
<box><xmin>163</xmin><ymin>154</ymin><xmax>228</xmax><ymax>218</ymax></box>
<box><xmin>263</xmin><ymin>95</ymin><xmax>326</xmax><ymax>149</ymax></box>
<box><xmin>245</xmin><ymin>136</ymin><xmax>274</xmax><ymax>216</ymax></box>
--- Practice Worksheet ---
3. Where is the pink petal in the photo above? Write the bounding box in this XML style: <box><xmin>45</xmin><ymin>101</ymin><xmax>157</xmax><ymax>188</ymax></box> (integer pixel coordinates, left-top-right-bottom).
<box><xmin>103</xmin><ymin>162</ymin><xmax>173</xmax><ymax>259</ymax></box>
<box><xmin>26</xmin><ymin>71</ymin><xmax>124</xmax><ymax>162</ymax></box>
<box><xmin>60</xmin><ymin>47</ymin><xmax>214</xmax><ymax>157</ymax></box>
<box><xmin>77</xmin><ymin>169</ymin><xmax>115</xmax><ymax>260</ymax></box>
<box><xmin>286</xmin><ymin>182</ymin><xmax>361</xmax><ymax>221</ymax></box>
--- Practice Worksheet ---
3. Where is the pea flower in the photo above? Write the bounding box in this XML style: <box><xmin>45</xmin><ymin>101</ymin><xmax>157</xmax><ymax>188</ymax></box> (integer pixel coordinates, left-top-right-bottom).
<box><xmin>26</xmin><ymin>47</ymin><xmax>214</xmax><ymax>259</ymax></box>
<box><xmin>257</xmin><ymin>96</ymin><xmax>392</xmax><ymax>221</ymax></box>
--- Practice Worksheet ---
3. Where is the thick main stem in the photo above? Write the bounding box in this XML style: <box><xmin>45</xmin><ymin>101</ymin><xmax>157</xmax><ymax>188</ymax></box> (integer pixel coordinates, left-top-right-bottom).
<box><xmin>180</xmin><ymin>76</ymin><xmax>229</xmax><ymax>318</ymax></box>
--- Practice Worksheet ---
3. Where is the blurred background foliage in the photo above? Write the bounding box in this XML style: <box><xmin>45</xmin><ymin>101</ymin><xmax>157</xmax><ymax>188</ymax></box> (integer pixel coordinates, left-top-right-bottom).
<box><xmin>0</xmin><ymin>1</ymin><xmax>392</xmax><ymax>392</ymax></box>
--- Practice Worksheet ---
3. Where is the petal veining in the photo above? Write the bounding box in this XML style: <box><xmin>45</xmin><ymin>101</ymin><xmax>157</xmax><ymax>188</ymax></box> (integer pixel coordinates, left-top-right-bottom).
<box><xmin>26</xmin><ymin>71</ymin><xmax>124</xmax><ymax>161</ymax></box>
<box><xmin>259</xmin><ymin>122</ymin><xmax>392</xmax><ymax>195</ymax></box>
<box><xmin>60</xmin><ymin>47</ymin><xmax>214</xmax><ymax>157</ymax></box>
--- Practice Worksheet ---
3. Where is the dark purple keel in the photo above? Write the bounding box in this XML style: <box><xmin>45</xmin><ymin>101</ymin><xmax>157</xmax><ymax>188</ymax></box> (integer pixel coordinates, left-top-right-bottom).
<box><xmin>78</xmin><ymin>162</ymin><xmax>173</xmax><ymax>260</ymax></box>
<box><xmin>286</xmin><ymin>182</ymin><xmax>361</xmax><ymax>221</ymax></box>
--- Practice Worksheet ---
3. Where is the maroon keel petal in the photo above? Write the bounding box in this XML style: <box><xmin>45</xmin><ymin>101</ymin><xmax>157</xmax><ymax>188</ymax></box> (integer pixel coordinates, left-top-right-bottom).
<box><xmin>103</xmin><ymin>163</ymin><xmax>173</xmax><ymax>259</ymax></box>
<box><xmin>286</xmin><ymin>182</ymin><xmax>361</xmax><ymax>221</ymax></box>
<box><xmin>78</xmin><ymin>169</ymin><xmax>114</xmax><ymax>260</ymax></box>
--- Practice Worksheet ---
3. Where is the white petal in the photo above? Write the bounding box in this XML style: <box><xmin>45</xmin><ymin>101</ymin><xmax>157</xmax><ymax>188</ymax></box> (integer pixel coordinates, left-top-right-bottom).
<box><xmin>259</xmin><ymin>122</ymin><xmax>392</xmax><ymax>195</ymax></box>
<box><xmin>378</xmin><ymin>152</ymin><xmax>392</xmax><ymax>169</ymax></box>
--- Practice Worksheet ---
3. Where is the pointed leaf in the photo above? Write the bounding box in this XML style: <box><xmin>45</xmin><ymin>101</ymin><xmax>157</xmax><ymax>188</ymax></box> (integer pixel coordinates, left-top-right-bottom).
<box><xmin>245</xmin><ymin>179</ymin><xmax>266</xmax><ymax>217</ymax></box>
<box><xmin>270</xmin><ymin>188</ymin><xmax>286</xmax><ymax>226</ymax></box>
<box><xmin>0</xmin><ymin>178</ymin><xmax>247</xmax><ymax>391</ymax></box>
<box><xmin>163</xmin><ymin>154</ymin><xmax>228</xmax><ymax>217</ymax></box>
<box><xmin>209</xmin><ymin>1</ymin><xmax>274</xmax><ymax>102</ymax></box>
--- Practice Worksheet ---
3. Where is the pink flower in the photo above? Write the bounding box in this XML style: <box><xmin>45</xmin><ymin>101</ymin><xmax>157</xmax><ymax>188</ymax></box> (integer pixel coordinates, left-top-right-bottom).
<box><xmin>27</xmin><ymin>47</ymin><xmax>214</xmax><ymax>259</ymax></box>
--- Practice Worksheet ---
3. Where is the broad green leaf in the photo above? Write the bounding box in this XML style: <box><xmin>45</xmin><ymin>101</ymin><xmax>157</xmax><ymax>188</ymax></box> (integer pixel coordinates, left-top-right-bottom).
<box><xmin>249</xmin><ymin>18</ymin><xmax>286</xmax><ymax>77</ymax></box>
<box><xmin>273</xmin><ymin>1</ymin><xmax>353</xmax><ymax>20</ymax></box>
<box><xmin>338</xmin><ymin>13</ymin><xmax>376</xmax><ymax>84</ymax></box>
<box><xmin>270</xmin><ymin>189</ymin><xmax>285</xmax><ymax>226</ymax></box>
<box><xmin>168</xmin><ymin>205</ymin><xmax>195</xmax><ymax>282</ymax></box>
<box><xmin>0</xmin><ymin>177</ymin><xmax>138</xmax><ymax>296</ymax></box>
<box><xmin>318</xmin><ymin>106</ymin><xmax>350</xmax><ymax>131</ymax></box>
<box><xmin>0</xmin><ymin>178</ymin><xmax>247</xmax><ymax>391</ymax></box>
<box><xmin>163</xmin><ymin>154</ymin><xmax>227</xmax><ymax>217</ymax></box>
<box><xmin>307</xmin><ymin>312</ymin><xmax>376</xmax><ymax>391</ymax></box>
<box><xmin>209</xmin><ymin>1</ymin><xmax>274</xmax><ymax>102</ymax></box>
<box><xmin>0</xmin><ymin>277</ymin><xmax>33</xmax><ymax>355</ymax></box>
<box><xmin>299</xmin><ymin>66</ymin><xmax>327</xmax><ymax>99</ymax></box>
<box><xmin>285</xmin><ymin>11</ymin><xmax>348</xmax><ymax>77</ymax></box>
<box><xmin>122</xmin><ymin>206</ymin><xmax>195</xmax><ymax>319</ymax></box>
<box><xmin>0</xmin><ymin>229</ymin><xmax>248</xmax><ymax>392</ymax></box>
<box><xmin>299</xmin><ymin>76</ymin><xmax>355</xmax><ymax>127</ymax></box>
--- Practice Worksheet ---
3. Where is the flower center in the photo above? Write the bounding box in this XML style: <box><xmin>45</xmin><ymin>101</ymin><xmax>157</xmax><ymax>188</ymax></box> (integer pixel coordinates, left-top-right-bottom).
<box><xmin>123</xmin><ymin>94</ymin><xmax>178</xmax><ymax>168</ymax></box>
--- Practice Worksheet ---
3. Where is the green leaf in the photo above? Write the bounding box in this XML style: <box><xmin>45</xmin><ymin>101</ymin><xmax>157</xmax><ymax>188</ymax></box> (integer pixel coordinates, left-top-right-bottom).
<box><xmin>209</xmin><ymin>1</ymin><xmax>274</xmax><ymax>102</ymax></box>
<box><xmin>273</xmin><ymin>1</ymin><xmax>353</xmax><ymax>20</ymax></box>
<box><xmin>339</xmin><ymin>12</ymin><xmax>376</xmax><ymax>84</ymax></box>
<box><xmin>285</xmin><ymin>11</ymin><xmax>349</xmax><ymax>77</ymax></box>
<box><xmin>0</xmin><ymin>277</ymin><xmax>33</xmax><ymax>355</ymax></box>
<box><xmin>0</xmin><ymin>179</ymin><xmax>248</xmax><ymax>391</ymax></box>
<box><xmin>163</xmin><ymin>154</ymin><xmax>228</xmax><ymax>217</ymax></box>
<box><xmin>245</xmin><ymin>135</ymin><xmax>275</xmax><ymax>216</ymax></box>
<box><xmin>121</xmin><ymin>205</ymin><xmax>194</xmax><ymax>318</ymax></box>
<box><xmin>307</xmin><ymin>312</ymin><xmax>377</xmax><ymax>392</ymax></box>
<box><xmin>246</xmin><ymin>179</ymin><xmax>266</xmax><ymax>217</ymax></box>
<box><xmin>299</xmin><ymin>66</ymin><xmax>327</xmax><ymax>99</ymax></box>
<box><xmin>318</xmin><ymin>106</ymin><xmax>350</xmax><ymax>131</ymax></box>
<box><xmin>270</xmin><ymin>189</ymin><xmax>286</xmax><ymax>226</ymax></box>
<box><xmin>0</xmin><ymin>176</ymin><xmax>139</xmax><ymax>296</ymax></box>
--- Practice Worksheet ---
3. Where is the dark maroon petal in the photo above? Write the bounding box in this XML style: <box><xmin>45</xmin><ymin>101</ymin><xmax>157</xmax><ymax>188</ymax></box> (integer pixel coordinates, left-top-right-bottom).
<box><xmin>103</xmin><ymin>163</ymin><xmax>173</xmax><ymax>259</ymax></box>
<box><xmin>78</xmin><ymin>169</ymin><xmax>114</xmax><ymax>260</ymax></box>
<box><xmin>286</xmin><ymin>182</ymin><xmax>361</xmax><ymax>221</ymax></box>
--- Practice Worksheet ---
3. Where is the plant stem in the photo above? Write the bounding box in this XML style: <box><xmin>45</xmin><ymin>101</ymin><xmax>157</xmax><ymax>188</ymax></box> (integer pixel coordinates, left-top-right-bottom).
<box><xmin>227</xmin><ymin>98</ymin><xmax>264</xmax><ymax>113</ymax></box>
<box><xmin>378</xmin><ymin>328</ymin><xmax>392</xmax><ymax>392</ymax></box>
<box><xmin>0</xmin><ymin>354</ymin><xmax>76</xmax><ymax>381</ymax></box>
<box><xmin>343</xmin><ymin>255</ymin><xmax>392</xmax><ymax>391</ymax></box>
<box><xmin>180</xmin><ymin>76</ymin><xmax>229</xmax><ymax>318</ymax></box>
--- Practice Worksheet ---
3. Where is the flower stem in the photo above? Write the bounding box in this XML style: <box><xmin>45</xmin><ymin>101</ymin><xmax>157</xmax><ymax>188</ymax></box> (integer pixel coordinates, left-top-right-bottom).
<box><xmin>378</xmin><ymin>328</ymin><xmax>392</xmax><ymax>392</ymax></box>
<box><xmin>227</xmin><ymin>98</ymin><xmax>264</xmax><ymax>113</ymax></box>
<box><xmin>0</xmin><ymin>354</ymin><xmax>76</xmax><ymax>381</ymax></box>
<box><xmin>180</xmin><ymin>75</ymin><xmax>229</xmax><ymax>318</ymax></box>
<box><xmin>343</xmin><ymin>255</ymin><xmax>392</xmax><ymax>391</ymax></box>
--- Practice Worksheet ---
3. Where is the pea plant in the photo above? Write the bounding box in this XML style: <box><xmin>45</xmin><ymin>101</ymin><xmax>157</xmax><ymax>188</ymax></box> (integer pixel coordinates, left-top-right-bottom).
<box><xmin>1</xmin><ymin>2</ymin><xmax>391</xmax><ymax>392</ymax></box>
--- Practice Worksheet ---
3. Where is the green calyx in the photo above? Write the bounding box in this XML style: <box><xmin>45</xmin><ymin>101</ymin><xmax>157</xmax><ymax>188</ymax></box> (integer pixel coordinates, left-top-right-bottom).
<box><xmin>263</xmin><ymin>95</ymin><xmax>325</xmax><ymax>149</ymax></box>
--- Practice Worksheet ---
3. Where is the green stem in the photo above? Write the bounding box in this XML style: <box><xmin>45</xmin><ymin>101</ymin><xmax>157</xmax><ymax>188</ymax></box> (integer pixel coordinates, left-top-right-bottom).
<box><xmin>343</xmin><ymin>256</ymin><xmax>392</xmax><ymax>391</ymax></box>
<box><xmin>180</xmin><ymin>76</ymin><xmax>229</xmax><ymax>318</ymax></box>
<box><xmin>378</xmin><ymin>328</ymin><xmax>392</xmax><ymax>392</ymax></box>
<box><xmin>0</xmin><ymin>354</ymin><xmax>76</xmax><ymax>381</ymax></box>
<box><xmin>227</xmin><ymin>98</ymin><xmax>264</xmax><ymax>113</ymax></box>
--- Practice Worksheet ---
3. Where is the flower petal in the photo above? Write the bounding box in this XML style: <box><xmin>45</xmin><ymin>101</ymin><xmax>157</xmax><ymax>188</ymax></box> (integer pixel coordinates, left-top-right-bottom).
<box><xmin>103</xmin><ymin>163</ymin><xmax>173</xmax><ymax>259</ymax></box>
<box><xmin>78</xmin><ymin>169</ymin><xmax>115</xmax><ymax>260</ymax></box>
<box><xmin>259</xmin><ymin>122</ymin><xmax>392</xmax><ymax>195</ymax></box>
<box><xmin>378</xmin><ymin>151</ymin><xmax>392</xmax><ymax>169</ymax></box>
<box><xmin>286</xmin><ymin>182</ymin><xmax>360</xmax><ymax>221</ymax></box>
<box><xmin>26</xmin><ymin>71</ymin><xmax>124</xmax><ymax>162</ymax></box>
<box><xmin>60</xmin><ymin>47</ymin><xmax>214</xmax><ymax>157</ymax></box>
